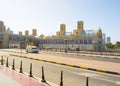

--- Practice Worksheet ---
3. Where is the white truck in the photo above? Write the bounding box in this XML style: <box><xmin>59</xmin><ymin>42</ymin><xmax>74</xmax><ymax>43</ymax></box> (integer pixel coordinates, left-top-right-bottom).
<box><xmin>26</xmin><ymin>46</ymin><xmax>39</xmax><ymax>53</ymax></box>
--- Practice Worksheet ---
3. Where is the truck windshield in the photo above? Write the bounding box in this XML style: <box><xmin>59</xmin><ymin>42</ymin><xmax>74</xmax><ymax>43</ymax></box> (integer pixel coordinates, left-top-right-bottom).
<box><xmin>32</xmin><ymin>48</ymin><xmax>38</xmax><ymax>49</ymax></box>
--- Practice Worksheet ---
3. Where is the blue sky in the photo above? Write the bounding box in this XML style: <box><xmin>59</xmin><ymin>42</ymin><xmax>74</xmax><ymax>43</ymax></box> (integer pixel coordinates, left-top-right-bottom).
<box><xmin>0</xmin><ymin>0</ymin><xmax>120</xmax><ymax>43</ymax></box>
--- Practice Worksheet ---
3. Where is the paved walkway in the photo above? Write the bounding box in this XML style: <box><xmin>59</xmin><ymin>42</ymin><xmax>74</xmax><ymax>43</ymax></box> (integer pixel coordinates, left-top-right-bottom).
<box><xmin>0</xmin><ymin>65</ymin><xmax>47</xmax><ymax>86</ymax></box>
<box><xmin>0</xmin><ymin>71</ymin><xmax>22</xmax><ymax>86</ymax></box>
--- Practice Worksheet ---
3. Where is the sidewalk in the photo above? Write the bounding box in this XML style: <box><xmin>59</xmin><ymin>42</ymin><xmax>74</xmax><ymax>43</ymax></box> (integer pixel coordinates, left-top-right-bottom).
<box><xmin>10</xmin><ymin>50</ymin><xmax>120</xmax><ymax>75</ymax></box>
<box><xmin>0</xmin><ymin>65</ymin><xmax>46</xmax><ymax>86</ymax></box>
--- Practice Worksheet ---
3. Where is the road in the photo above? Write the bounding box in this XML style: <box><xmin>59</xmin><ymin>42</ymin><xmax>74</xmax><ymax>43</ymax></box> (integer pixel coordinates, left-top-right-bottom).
<box><xmin>0</xmin><ymin>50</ymin><xmax>120</xmax><ymax>86</ymax></box>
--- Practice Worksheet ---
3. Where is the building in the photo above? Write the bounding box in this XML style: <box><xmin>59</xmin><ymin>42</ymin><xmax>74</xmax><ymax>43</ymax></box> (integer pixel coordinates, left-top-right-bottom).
<box><xmin>6</xmin><ymin>28</ymin><xmax>13</xmax><ymax>34</ymax></box>
<box><xmin>102</xmin><ymin>33</ymin><xmax>106</xmax><ymax>50</ymax></box>
<box><xmin>39</xmin><ymin>21</ymin><xmax>104</xmax><ymax>51</ymax></box>
<box><xmin>0</xmin><ymin>21</ymin><xmax>8</xmax><ymax>48</ymax></box>
<box><xmin>107</xmin><ymin>37</ymin><xmax>111</xmax><ymax>43</ymax></box>
<box><xmin>0</xmin><ymin>20</ymin><xmax>105</xmax><ymax>51</ymax></box>
<box><xmin>0</xmin><ymin>20</ymin><xmax>39</xmax><ymax>48</ymax></box>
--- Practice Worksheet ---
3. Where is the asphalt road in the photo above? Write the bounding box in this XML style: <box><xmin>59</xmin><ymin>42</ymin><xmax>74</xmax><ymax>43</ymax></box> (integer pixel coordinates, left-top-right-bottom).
<box><xmin>0</xmin><ymin>50</ymin><xmax>120</xmax><ymax>86</ymax></box>
<box><xmin>3</xmin><ymin>49</ymin><xmax>120</xmax><ymax>63</ymax></box>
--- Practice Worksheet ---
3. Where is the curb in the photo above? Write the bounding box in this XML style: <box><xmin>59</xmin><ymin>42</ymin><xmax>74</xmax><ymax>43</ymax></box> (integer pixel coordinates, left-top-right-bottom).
<box><xmin>10</xmin><ymin>54</ymin><xmax>120</xmax><ymax>76</ymax></box>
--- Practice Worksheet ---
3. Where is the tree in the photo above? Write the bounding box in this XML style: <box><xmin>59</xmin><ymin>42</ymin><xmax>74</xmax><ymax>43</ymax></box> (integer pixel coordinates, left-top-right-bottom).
<box><xmin>114</xmin><ymin>41</ymin><xmax>120</xmax><ymax>49</ymax></box>
<box><xmin>106</xmin><ymin>43</ymin><xmax>114</xmax><ymax>49</ymax></box>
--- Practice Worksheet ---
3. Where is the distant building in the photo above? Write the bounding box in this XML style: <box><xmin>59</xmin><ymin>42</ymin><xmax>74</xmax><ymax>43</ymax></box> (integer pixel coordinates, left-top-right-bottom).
<box><xmin>0</xmin><ymin>20</ymin><xmax>39</xmax><ymax>48</ymax></box>
<box><xmin>102</xmin><ymin>33</ymin><xmax>106</xmax><ymax>44</ymax></box>
<box><xmin>107</xmin><ymin>37</ymin><xmax>111</xmax><ymax>43</ymax></box>
<box><xmin>6</xmin><ymin>28</ymin><xmax>13</xmax><ymax>34</ymax></box>
<box><xmin>102</xmin><ymin>33</ymin><xmax>106</xmax><ymax>50</ymax></box>
<box><xmin>0</xmin><ymin>21</ymin><xmax>6</xmax><ymax>32</ymax></box>
<box><xmin>39</xmin><ymin>21</ymin><xmax>105</xmax><ymax>51</ymax></box>
<box><xmin>0</xmin><ymin>20</ymin><xmax>105</xmax><ymax>51</ymax></box>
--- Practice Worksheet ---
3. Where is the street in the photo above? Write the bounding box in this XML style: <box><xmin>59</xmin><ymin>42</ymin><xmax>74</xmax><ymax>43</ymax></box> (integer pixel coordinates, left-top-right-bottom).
<box><xmin>0</xmin><ymin>50</ymin><xmax>120</xmax><ymax>86</ymax></box>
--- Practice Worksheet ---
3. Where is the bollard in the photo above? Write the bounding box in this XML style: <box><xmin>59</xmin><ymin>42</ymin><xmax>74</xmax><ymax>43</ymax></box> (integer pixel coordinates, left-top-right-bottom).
<box><xmin>19</xmin><ymin>61</ymin><xmax>23</xmax><ymax>73</ymax></box>
<box><xmin>12</xmin><ymin>59</ymin><xmax>15</xmax><ymax>70</ymax></box>
<box><xmin>6</xmin><ymin>57</ymin><xmax>9</xmax><ymax>67</ymax></box>
<box><xmin>60</xmin><ymin>71</ymin><xmax>63</xmax><ymax>86</ymax></box>
<box><xmin>1</xmin><ymin>56</ymin><xmax>3</xmax><ymax>65</ymax></box>
<box><xmin>86</xmin><ymin>77</ymin><xmax>89</xmax><ymax>86</ymax></box>
<box><xmin>29</xmin><ymin>63</ymin><xmax>33</xmax><ymax>77</ymax></box>
<box><xmin>41</xmin><ymin>66</ymin><xmax>46</xmax><ymax>83</ymax></box>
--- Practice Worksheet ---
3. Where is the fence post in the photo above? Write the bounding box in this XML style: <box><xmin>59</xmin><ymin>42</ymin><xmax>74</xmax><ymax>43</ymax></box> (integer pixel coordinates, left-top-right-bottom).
<box><xmin>60</xmin><ymin>70</ymin><xmax>63</xmax><ymax>86</ymax></box>
<box><xmin>41</xmin><ymin>66</ymin><xmax>46</xmax><ymax>83</ymax></box>
<box><xmin>6</xmin><ymin>57</ymin><xmax>9</xmax><ymax>67</ymax></box>
<box><xmin>29</xmin><ymin>63</ymin><xmax>33</xmax><ymax>77</ymax></box>
<box><xmin>86</xmin><ymin>77</ymin><xmax>89</xmax><ymax>86</ymax></box>
<box><xmin>12</xmin><ymin>59</ymin><xmax>15</xmax><ymax>70</ymax></box>
<box><xmin>19</xmin><ymin>61</ymin><xmax>23</xmax><ymax>73</ymax></box>
<box><xmin>1</xmin><ymin>56</ymin><xmax>3</xmax><ymax>65</ymax></box>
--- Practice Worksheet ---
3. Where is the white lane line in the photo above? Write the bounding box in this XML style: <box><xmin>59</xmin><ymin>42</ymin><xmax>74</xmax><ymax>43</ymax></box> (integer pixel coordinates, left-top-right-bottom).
<box><xmin>116</xmin><ymin>81</ymin><xmax>120</xmax><ymax>85</ymax></box>
<box><xmin>73</xmin><ymin>72</ymin><xmax>119</xmax><ymax>85</ymax></box>
<box><xmin>73</xmin><ymin>72</ymin><xmax>108</xmax><ymax>78</ymax></box>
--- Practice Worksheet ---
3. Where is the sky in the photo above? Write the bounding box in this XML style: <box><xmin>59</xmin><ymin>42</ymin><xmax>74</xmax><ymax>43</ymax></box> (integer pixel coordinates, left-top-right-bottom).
<box><xmin>0</xmin><ymin>0</ymin><xmax>120</xmax><ymax>43</ymax></box>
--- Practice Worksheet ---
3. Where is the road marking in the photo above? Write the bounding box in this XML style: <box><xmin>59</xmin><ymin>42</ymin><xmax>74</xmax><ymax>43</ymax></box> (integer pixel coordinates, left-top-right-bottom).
<box><xmin>118</xmin><ymin>72</ymin><xmax>120</xmax><ymax>75</ymax></box>
<box><xmin>80</xmin><ymin>66</ymin><xmax>88</xmax><ymax>69</ymax></box>
<box><xmin>73</xmin><ymin>72</ymin><xmax>119</xmax><ymax>84</ymax></box>
<box><xmin>73</xmin><ymin>72</ymin><xmax>106</xmax><ymax>78</ymax></box>
<box><xmin>55</xmin><ymin>62</ymin><xmax>61</xmax><ymax>64</ymax></box>
<box><xmin>66</xmin><ymin>64</ymin><xmax>74</xmax><ymax>67</ymax></box>
<box><xmin>116</xmin><ymin>81</ymin><xmax>120</xmax><ymax>85</ymax></box>
<box><xmin>96</xmin><ymin>69</ymin><xmax>106</xmax><ymax>73</ymax></box>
